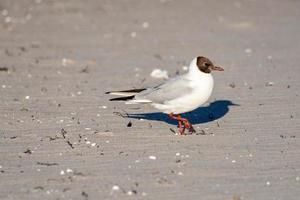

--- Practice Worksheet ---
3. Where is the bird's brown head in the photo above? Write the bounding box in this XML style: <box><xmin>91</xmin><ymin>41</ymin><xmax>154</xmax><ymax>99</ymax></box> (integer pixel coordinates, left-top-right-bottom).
<box><xmin>196</xmin><ymin>56</ymin><xmax>224</xmax><ymax>73</ymax></box>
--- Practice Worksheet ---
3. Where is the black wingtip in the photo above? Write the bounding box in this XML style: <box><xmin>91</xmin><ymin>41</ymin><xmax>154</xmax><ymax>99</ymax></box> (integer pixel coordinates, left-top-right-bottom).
<box><xmin>105</xmin><ymin>91</ymin><xmax>110</xmax><ymax>94</ymax></box>
<box><xmin>109</xmin><ymin>96</ymin><xmax>134</xmax><ymax>101</ymax></box>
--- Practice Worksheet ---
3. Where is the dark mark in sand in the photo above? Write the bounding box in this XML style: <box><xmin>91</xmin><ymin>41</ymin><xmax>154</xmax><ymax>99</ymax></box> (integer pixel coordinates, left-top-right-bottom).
<box><xmin>80</xmin><ymin>66</ymin><xmax>89</xmax><ymax>73</ymax></box>
<box><xmin>67</xmin><ymin>141</ymin><xmax>74</xmax><ymax>149</ymax></box>
<box><xmin>37</xmin><ymin>162</ymin><xmax>59</xmax><ymax>166</ymax></box>
<box><xmin>196</xmin><ymin>130</ymin><xmax>213</xmax><ymax>136</ymax></box>
<box><xmin>229</xmin><ymin>83</ymin><xmax>236</xmax><ymax>88</ymax></box>
<box><xmin>154</xmin><ymin>54</ymin><xmax>162</xmax><ymax>60</ymax></box>
<box><xmin>127</xmin><ymin>121</ymin><xmax>132</xmax><ymax>127</ymax></box>
<box><xmin>131</xmin><ymin>190</ymin><xmax>137</xmax><ymax>195</ymax></box>
<box><xmin>280</xmin><ymin>135</ymin><xmax>296</xmax><ymax>139</ymax></box>
<box><xmin>113</xmin><ymin>111</ymin><xmax>128</xmax><ymax>118</ymax></box>
<box><xmin>24</xmin><ymin>149</ymin><xmax>32</xmax><ymax>154</ymax></box>
<box><xmin>34</xmin><ymin>186</ymin><xmax>44</xmax><ymax>190</ymax></box>
<box><xmin>73</xmin><ymin>171</ymin><xmax>85</xmax><ymax>176</ymax></box>
<box><xmin>61</xmin><ymin>128</ymin><xmax>67</xmax><ymax>139</ymax></box>
<box><xmin>82</xmin><ymin>191</ymin><xmax>88</xmax><ymax>199</ymax></box>
<box><xmin>41</xmin><ymin>87</ymin><xmax>47</xmax><ymax>93</ymax></box>
<box><xmin>19</xmin><ymin>46</ymin><xmax>26</xmax><ymax>52</ymax></box>
<box><xmin>5</xmin><ymin>49</ymin><xmax>13</xmax><ymax>56</ymax></box>
<box><xmin>20</xmin><ymin>107</ymin><xmax>29</xmax><ymax>112</ymax></box>
<box><xmin>0</xmin><ymin>67</ymin><xmax>8</xmax><ymax>72</ymax></box>
<box><xmin>63</xmin><ymin>188</ymin><xmax>70</xmax><ymax>192</ymax></box>
<box><xmin>47</xmin><ymin>135</ymin><xmax>61</xmax><ymax>141</ymax></box>
<box><xmin>47</xmin><ymin>178</ymin><xmax>65</xmax><ymax>183</ymax></box>
<box><xmin>169</xmin><ymin>128</ymin><xmax>176</xmax><ymax>134</ymax></box>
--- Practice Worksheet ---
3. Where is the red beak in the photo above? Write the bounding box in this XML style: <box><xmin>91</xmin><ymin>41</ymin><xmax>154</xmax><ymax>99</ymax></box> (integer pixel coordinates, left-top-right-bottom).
<box><xmin>210</xmin><ymin>65</ymin><xmax>224</xmax><ymax>71</ymax></box>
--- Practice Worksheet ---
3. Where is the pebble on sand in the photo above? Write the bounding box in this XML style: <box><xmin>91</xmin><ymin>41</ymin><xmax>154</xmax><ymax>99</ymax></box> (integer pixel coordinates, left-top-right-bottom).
<box><xmin>149</xmin><ymin>155</ymin><xmax>156</xmax><ymax>160</ymax></box>
<box><xmin>130</xmin><ymin>32</ymin><xmax>137</xmax><ymax>38</ymax></box>
<box><xmin>66</xmin><ymin>168</ymin><xmax>73</xmax><ymax>173</ymax></box>
<box><xmin>142</xmin><ymin>22</ymin><xmax>149</xmax><ymax>28</ymax></box>
<box><xmin>5</xmin><ymin>16</ymin><xmax>12</xmax><ymax>23</ymax></box>
<box><xmin>62</xmin><ymin>58</ymin><xmax>75</xmax><ymax>66</ymax></box>
<box><xmin>150</xmin><ymin>69</ymin><xmax>169</xmax><ymax>79</ymax></box>
<box><xmin>112</xmin><ymin>185</ymin><xmax>120</xmax><ymax>191</ymax></box>
<box><xmin>265</xmin><ymin>82</ymin><xmax>274</xmax><ymax>86</ymax></box>
<box><xmin>245</xmin><ymin>48</ymin><xmax>252</xmax><ymax>54</ymax></box>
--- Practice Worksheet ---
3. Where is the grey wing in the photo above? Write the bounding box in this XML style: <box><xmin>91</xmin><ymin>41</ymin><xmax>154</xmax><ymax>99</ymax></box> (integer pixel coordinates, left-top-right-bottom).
<box><xmin>135</xmin><ymin>76</ymin><xmax>193</xmax><ymax>103</ymax></box>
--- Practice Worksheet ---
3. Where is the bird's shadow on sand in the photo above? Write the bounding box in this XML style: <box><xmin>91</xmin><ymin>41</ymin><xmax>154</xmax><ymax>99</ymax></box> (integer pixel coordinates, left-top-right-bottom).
<box><xmin>125</xmin><ymin>100</ymin><xmax>238</xmax><ymax>125</ymax></box>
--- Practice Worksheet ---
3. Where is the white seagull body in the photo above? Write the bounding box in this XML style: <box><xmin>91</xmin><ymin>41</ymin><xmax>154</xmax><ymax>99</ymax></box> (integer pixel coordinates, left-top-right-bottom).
<box><xmin>106</xmin><ymin>56</ymin><xmax>224</xmax><ymax>135</ymax></box>
<box><xmin>129</xmin><ymin>58</ymin><xmax>214</xmax><ymax>114</ymax></box>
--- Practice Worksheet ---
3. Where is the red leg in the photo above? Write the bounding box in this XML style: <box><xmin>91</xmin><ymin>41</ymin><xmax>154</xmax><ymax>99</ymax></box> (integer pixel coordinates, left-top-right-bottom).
<box><xmin>177</xmin><ymin>116</ymin><xmax>196</xmax><ymax>133</ymax></box>
<box><xmin>184</xmin><ymin>120</ymin><xmax>196</xmax><ymax>133</ymax></box>
<box><xmin>168</xmin><ymin>113</ymin><xmax>186</xmax><ymax>135</ymax></box>
<box><xmin>178</xmin><ymin>120</ymin><xmax>185</xmax><ymax>135</ymax></box>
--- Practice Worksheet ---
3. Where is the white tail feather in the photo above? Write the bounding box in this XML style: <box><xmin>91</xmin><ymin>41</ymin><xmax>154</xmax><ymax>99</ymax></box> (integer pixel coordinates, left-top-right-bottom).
<box><xmin>126</xmin><ymin>99</ymin><xmax>152</xmax><ymax>104</ymax></box>
<box><xmin>108</xmin><ymin>92</ymin><xmax>138</xmax><ymax>97</ymax></box>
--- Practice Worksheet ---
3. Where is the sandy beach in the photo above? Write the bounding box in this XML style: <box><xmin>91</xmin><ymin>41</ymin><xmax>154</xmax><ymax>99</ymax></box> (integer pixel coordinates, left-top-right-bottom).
<box><xmin>0</xmin><ymin>0</ymin><xmax>299</xmax><ymax>199</ymax></box>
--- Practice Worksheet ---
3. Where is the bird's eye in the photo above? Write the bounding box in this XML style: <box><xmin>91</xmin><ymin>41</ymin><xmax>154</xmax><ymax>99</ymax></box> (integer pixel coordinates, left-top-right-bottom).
<box><xmin>204</xmin><ymin>62</ymin><xmax>210</xmax><ymax>67</ymax></box>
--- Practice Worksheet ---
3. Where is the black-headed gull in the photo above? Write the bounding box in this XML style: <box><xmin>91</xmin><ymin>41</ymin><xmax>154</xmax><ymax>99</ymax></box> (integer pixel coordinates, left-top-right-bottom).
<box><xmin>106</xmin><ymin>56</ymin><xmax>224</xmax><ymax>135</ymax></box>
